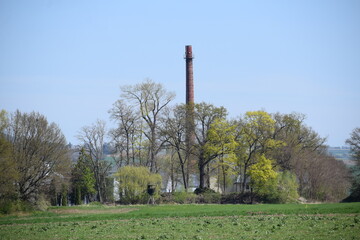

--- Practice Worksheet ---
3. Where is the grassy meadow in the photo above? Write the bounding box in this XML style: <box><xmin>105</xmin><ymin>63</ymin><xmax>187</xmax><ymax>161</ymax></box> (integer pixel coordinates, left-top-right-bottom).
<box><xmin>0</xmin><ymin>203</ymin><xmax>359</xmax><ymax>239</ymax></box>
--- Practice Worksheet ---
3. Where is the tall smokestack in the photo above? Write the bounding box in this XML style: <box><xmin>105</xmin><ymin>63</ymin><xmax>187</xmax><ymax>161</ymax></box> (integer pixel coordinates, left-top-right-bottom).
<box><xmin>185</xmin><ymin>45</ymin><xmax>195</xmax><ymax>189</ymax></box>
<box><xmin>185</xmin><ymin>45</ymin><xmax>194</xmax><ymax>105</ymax></box>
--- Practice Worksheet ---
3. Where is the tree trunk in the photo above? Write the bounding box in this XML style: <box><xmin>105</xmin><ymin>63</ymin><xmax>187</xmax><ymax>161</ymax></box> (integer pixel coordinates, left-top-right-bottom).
<box><xmin>199</xmin><ymin>162</ymin><xmax>206</xmax><ymax>189</ymax></box>
<box><xmin>177</xmin><ymin>151</ymin><xmax>188</xmax><ymax>190</ymax></box>
<box><xmin>94</xmin><ymin>165</ymin><xmax>103</xmax><ymax>203</ymax></box>
<box><xmin>250</xmin><ymin>187</ymin><xmax>254</xmax><ymax>204</ymax></box>
<box><xmin>171</xmin><ymin>164</ymin><xmax>175</xmax><ymax>192</ymax></box>
<box><xmin>150</xmin><ymin>127</ymin><xmax>156</xmax><ymax>172</ymax></box>
<box><xmin>126</xmin><ymin>134</ymin><xmax>130</xmax><ymax>165</ymax></box>
<box><xmin>131</xmin><ymin>138</ymin><xmax>136</xmax><ymax>165</ymax></box>
<box><xmin>206</xmin><ymin>164</ymin><xmax>210</xmax><ymax>188</ymax></box>
<box><xmin>222</xmin><ymin>164</ymin><xmax>227</xmax><ymax>193</ymax></box>
<box><xmin>241</xmin><ymin>166</ymin><xmax>248</xmax><ymax>194</ymax></box>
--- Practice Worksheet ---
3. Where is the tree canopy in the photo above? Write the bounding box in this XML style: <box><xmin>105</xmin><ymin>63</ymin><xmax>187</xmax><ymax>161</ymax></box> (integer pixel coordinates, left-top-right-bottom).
<box><xmin>0</xmin><ymin>79</ymin><xmax>352</xmax><ymax>207</ymax></box>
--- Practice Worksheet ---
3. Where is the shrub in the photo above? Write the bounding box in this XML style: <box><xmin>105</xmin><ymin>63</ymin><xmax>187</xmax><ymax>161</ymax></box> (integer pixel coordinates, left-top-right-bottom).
<box><xmin>273</xmin><ymin>171</ymin><xmax>299</xmax><ymax>203</ymax></box>
<box><xmin>159</xmin><ymin>193</ymin><xmax>173</xmax><ymax>204</ymax></box>
<box><xmin>160</xmin><ymin>192</ymin><xmax>197</xmax><ymax>204</ymax></box>
<box><xmin>105</xmin><ymin>177</ymin><xmax>115</xmax><ymax>203</ymax></box>
<box><xmin>114</xmin><ymin>166</ymin><xmax>162</xmax><ymax>204</ymax></box>
<box><xmin>89</xmin><ymin>201</ymin><xmax>103</xmax><ymax>206</ymax></box>
<box><xmin>194</xmin><ymin>187</ymin><xmax>216</xmax><ymax>195</ymax></box>
<box><xmin>221</xmin><ymin>192</ymin><xmax>257</xmax><ymax>204</ymax></box>
<box><xmin>34</xmin><ymin>194</ymin><xmax>50</xmax><ymax>211</ymax></box>
<box><xmin>221</xmin><ymin>193</ymin><xmax>242</xmax><ymax>204</ymax></box>
<box><xmin>342</xmin><ymin>167</ymin><xmax>360</xmax><ymax>202</ymax></box>
<box><xmin>0</xmin><ymin>199</ymin><xmax>14</xmax><ymax>214</ymax></box>
<box><xmin>174</xmin><ymin>192</ymin><xmax>197</xmax><ymax>204</ymax></box>
<box><xmin>257</xmin><ymin>171</ymin><xmax>299</xmax><ymax>203</ymax></box>
<box><xmin>196</xmin><ymin>192</ymin><xmax>221</xmax><ymax>204</ymax></box>
<box><xmin>173</xmin><ymin>191</ymin><xmax>187</xmax><ymax>203</ymax></box>
<box><xmin>0</xmin><ymin>199</ymin><xmax>33</xmax><ymax>214</ymax></box>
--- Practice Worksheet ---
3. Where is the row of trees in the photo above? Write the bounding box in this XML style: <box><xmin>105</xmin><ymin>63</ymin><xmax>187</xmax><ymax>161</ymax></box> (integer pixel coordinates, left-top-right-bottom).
<box><xmin>105</xmin><ymin>79</ymin><xmax>350</xmax><ymax>202</ymax></box>
<box><xmin>0</xmin><ymin>79</ymin><xmax>356</xmax><ymax>209</ymax></box>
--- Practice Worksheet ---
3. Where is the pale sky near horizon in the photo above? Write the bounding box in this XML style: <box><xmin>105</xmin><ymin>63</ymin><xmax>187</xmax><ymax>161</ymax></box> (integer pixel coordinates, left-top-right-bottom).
<box><xmin>1</xmin><ymin>0</ymin><xmax>359</xmax><ymax>146</ymax></box>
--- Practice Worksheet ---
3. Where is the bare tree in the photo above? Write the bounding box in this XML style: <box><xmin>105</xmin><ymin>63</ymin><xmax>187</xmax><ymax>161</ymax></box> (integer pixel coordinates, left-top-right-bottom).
<box><xmin>6</xmin><ymin>110</ymin><xmax>70</xmax><ymax>201</ymax></box>
<box><xmin>270</xmin><ymin>113</ymin><xmax>348</xmax><ymax>201</ymax></box>
<box><xmin>77</xmin><ymin>120</ymin><xmax>112</xmax><ymax>203</ymax></box>
<box><xmin>120</xmin><ymin>79</ymin><xmax>175</xmax><ymax>172</ymax></box>
<box><xmin>109</xmin><ymin>100</ymin><xmax>140</xmax><ymax>166</ymax></box>
<box><xmin>108</xmin><ymin>128</ymin><xmax>126</xmax><ymax>168</ymax></box>
<box><xmin>271</xmin><ymin>113</ymin><xmax>326</xmax><ymax>171</ymax></box>
<box><xmin>294</xmin><ymin>149</ymin><xmax>350</xmax><ymax>201</ymax></box>
<box><xmin>160</xmin><ymin>104</ymin><xmax>189</xmax><ymax>190</ymax></box>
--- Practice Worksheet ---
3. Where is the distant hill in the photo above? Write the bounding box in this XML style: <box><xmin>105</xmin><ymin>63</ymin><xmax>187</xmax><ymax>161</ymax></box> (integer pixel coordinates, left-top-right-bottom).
<box><xmin>327</xmin><ymin>146</ymin><xmax>355</xmax><ymax>165</ymax></box>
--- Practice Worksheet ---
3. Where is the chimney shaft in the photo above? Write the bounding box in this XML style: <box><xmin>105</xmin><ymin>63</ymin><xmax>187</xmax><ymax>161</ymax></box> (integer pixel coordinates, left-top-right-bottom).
<box><xmin>185</xmin><ymin>45</ymin><xmax>194</xmax><ymax>105</ymax></box>
<box><xmin>184</xmin><ymin>45</ymin><xmax>196</xmax><ymax>185</ymax></box>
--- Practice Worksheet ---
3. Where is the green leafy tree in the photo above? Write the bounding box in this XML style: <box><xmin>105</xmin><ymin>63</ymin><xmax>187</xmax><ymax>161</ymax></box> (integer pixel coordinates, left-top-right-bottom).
<box><xmin>346</xmin><ymin>128</ymin><xmax>360</xmax><ymax>164</ymax></box>
<box><xmin>77</xmin><ymin>120</ymin><xmax>112</xmax><ymax>203</ymax></box>
<box><xmin>74</xmin><ymin>185</ymin><xmax>82</xmax><ymax>205</ymax></box>
<box><xmin>247</xmin><ymin>155</ymin><xmax>299</xmax><ymax>203</ymax></box>
<box><xmin>205</xmin><ymin>119</ymin><xmax>237</xmax><ymax>192</ymax></box>
<box><xmin>0</xmin><ymin>110</ymin><xmax>9</xmax><ymax>132</ymax></box>
<box><xmin>193</xmin><ymin>103</ymin><xmax>228</xmax><ymax>189</ymax></box>
<box><xmin>264</xmin><ymin>171</ymin><xmax>299</xmax><ymax>203</ymax></box>
<box><xmin>0</xmin><ymin>110</ymin><xmax>19</xmax><ymax>201</ymax></box>
<box><xmin>61</xmin><ymin>184</ymin><xmax>68</xmax><ymax>206</ymax></box>
<box><xmin>248</xmin><ymin>154</ymin><xmax>278</xmax><ymax>194</ymax></box>
<box><xmin>344</xmin><ymin>128</ymin><xmax>360</xmax><ymax>202</ymax></box>
<box><xmin>114</xmin><ymin>166</ymin><xmax>162</xmax><ymax>204</ymax></box>
<box><xmin>71</xmin><ymin>148</ymin><xmax>96</xmax><ymax>205</ymax></box>
<box><xmin>274</xmin><ymin>171</ymin><xmax>299</xmax><ymax>203</ymax></box>
<box><xmin>235</xmin><ymin>111</ymin><xmax>283</xmax><ymax>193</ymax></box>
<box><xmin>48</xmin><ymin>175</ymin><xmax>68</xmax><ymax>206</ymax></box>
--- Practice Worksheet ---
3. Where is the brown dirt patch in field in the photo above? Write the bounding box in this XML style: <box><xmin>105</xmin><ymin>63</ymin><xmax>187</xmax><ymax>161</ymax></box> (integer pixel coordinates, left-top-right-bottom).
<box><xmin>1</xmin><ymin>212</ymin><xmax>32</xmax><ymax>218</ymax></box>
<box><xmin>49</xmin><ymin>208</ymin><xmax>138</xmax><ymax>215</ymax></box>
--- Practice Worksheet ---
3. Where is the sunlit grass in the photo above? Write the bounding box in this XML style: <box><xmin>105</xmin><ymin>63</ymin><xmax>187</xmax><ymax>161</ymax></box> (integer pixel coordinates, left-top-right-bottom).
<box><xmin>0</xmin><ymin>203</ymin><xmax>359</xmax><ymax>239</ymax></box>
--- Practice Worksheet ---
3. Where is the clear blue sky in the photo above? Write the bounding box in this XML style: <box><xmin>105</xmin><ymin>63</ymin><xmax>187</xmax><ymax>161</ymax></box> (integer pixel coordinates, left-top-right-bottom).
<box><xmin>1</xmin><ymin>0</ymin><xmax>359</xmax><ymax>146</ymax></box>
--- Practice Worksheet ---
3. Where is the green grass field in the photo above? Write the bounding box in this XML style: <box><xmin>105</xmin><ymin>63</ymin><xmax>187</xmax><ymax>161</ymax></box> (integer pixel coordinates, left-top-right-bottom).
<box><xmin>1</xmin><ymin>203</ymin><xmax>359</xmax><ymax>239</ymax></box>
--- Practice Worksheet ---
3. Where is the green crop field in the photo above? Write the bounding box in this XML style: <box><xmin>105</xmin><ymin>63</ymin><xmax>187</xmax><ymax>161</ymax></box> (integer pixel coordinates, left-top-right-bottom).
<box><xmin>1</xmin><ymin>203</ymin><xmax>360</xmax><ymax>239</ymax></box>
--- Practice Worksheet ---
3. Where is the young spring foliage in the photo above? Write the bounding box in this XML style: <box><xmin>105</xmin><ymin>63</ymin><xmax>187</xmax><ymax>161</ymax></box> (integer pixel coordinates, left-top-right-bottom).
<box><xmin>71</xmin><ymin>148</ymin><xmax>96</xmax><ymax>204</ymax></box>
<box><xmin>114</xmin><ymin>166</ymin><xmax>162</xmax><ymax>204</ymax></box>
<box><xmin>272</xmin><ymin>171</ymin><xmax>299</xmax><ymax>203</ymax></box>
<box><xmin>248</xmin><ymin>154</ymin><xmax>278</xmax><ymax>191</ymax></box>
<box><xmin>234</xmin><ymin>111</ymin><xmax>284</xmax><ymax>194</ymax></box>
<box><xmin>205</xmin><ymin>119</ymin><xmax>238</xmax><ymax>166</ymax></box>
<box><xmin>193</xmin><ymin>102</ymin><xmax>228</xmax><ymax>189</ymax></box>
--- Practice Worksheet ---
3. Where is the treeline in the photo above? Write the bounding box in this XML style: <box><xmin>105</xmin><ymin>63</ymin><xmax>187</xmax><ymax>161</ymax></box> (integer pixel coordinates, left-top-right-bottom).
<box><xmin>0</xmin><ymin>79</ymin><xmax>354</xmax><ymax>212</ymax></box>
<box><xmin>105</xmin><ymin>79</ymin><xmax>350</xmax><ymax>202</ymax></box>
